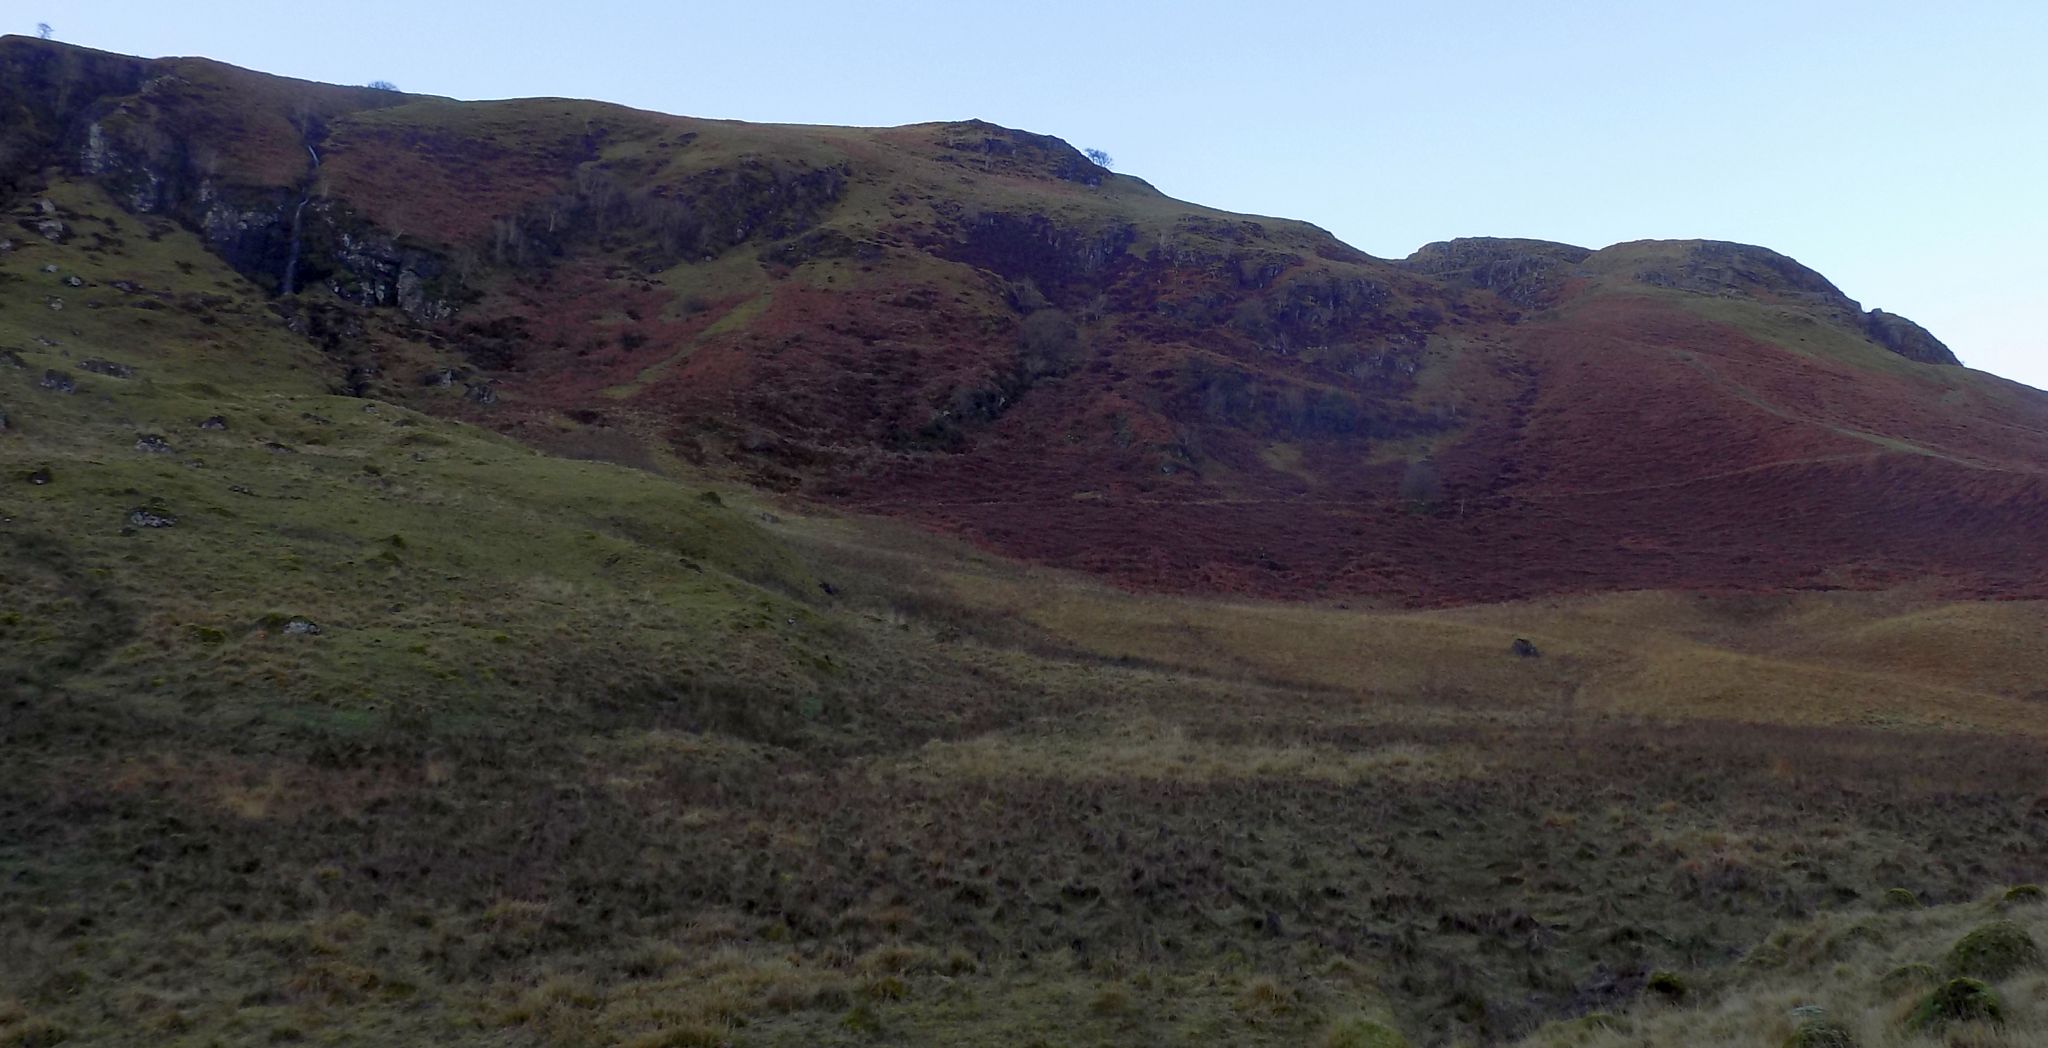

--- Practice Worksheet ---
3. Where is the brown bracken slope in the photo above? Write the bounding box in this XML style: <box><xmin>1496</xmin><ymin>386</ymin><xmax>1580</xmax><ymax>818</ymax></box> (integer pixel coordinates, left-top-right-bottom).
<box><xmin>4</xmin><ymin>36</ymin><xmax>2043</xmax><ymax>603</ymax></box>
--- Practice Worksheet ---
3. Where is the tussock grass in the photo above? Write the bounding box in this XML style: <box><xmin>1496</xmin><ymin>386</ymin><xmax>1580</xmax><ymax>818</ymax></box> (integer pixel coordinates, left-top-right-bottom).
<box><xmin>1517</xmin><ymin>896</ymin><xmax>2048</xmax><ymax>1048</ymax></box>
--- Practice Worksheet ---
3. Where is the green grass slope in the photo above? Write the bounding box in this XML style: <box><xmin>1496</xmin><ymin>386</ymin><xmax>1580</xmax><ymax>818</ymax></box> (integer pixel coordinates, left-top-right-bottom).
<box><xmin>6</xmin><ymin>43</ymin><xmax>2048</xmax><ymax>1048</ymax></box>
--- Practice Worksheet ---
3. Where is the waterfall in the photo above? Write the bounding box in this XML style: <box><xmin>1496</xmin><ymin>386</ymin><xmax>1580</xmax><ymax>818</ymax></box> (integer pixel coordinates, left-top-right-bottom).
<box><xmin>280</xmin><ymin>143</ymin><xmax>319</xmax><ymax>296</ymax></box>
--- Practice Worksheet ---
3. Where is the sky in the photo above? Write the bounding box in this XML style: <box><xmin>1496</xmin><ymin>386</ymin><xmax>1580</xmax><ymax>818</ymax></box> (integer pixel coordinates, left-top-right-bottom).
<box><xmin>20</xmin><ymin>0</ymin><xmax>2048</xmax><ymax>388</ymax></box>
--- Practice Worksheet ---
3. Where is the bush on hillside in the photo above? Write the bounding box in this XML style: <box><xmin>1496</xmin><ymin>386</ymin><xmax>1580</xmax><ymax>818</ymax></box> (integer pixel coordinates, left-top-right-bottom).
<box><xmin>2002</xmin><ymin>884</ymin><xmax>2046</xmax><ymax>907</ymax></box>
<box><xmin>1783</xmin><ymin>1017</ymin><xmax>1856</xmax><ymax>1048</ymax></box>
<box><xmin>1908</xmin><ymin>977</ymin><xmax>2002</xmax><ymax>1030</ymax></box>
<box><xmin>1946</xmin><ymin>920</ymin><xmax>2042</xmax><ymax>979</ymax></box>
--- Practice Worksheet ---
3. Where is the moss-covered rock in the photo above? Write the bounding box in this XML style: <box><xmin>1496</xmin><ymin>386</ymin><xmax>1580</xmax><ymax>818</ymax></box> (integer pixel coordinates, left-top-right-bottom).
<box><xmin>1946</xmin><ymin>920</ymin><xmax>2042</xmax><ymax>979</ymax></box>
<box><xmin>1908</xmin><ymin>977</ymin><xmax>2003</xmax><ymax>1030</ymax></box>
<box><xmin>1880</xmin><ymin>887</ymin><xmax>1921</xmax><ymax>910</ymax></box>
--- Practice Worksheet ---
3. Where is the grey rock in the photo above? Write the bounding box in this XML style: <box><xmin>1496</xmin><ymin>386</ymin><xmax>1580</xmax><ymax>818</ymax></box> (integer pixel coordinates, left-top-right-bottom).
<box><xmin>26</xmin><ymin>466</ymin><xmax>51</xmax><ymax>485</ymax></box>
<box><xmin>78</xmin><ymin>358</ymin><xmax>133</xmax><ymax>378</ymax></box>
<box><xmin>199</xmin><ymin>415</ymin><xmax>228</xmax><ymax>430</ymax></box>
<box><xmin>128</xmin><ymin>506</ymin><xmax>176</xmax><ymax>528</ymax></box>
<box><xmin>1510</xmin><ymin>638</ymin><xmax>1541</xmax><ymax>658</ymax></box>
<box><xmin>282</xmin><ymin>617</ymin><xmax>322</xmax><ymax>635</ymax></box>
<box><xmin>38</xmin><ymin>369</ymin><xmax>75</xmax><ymax>393</ymax></box>
<box><xmin>1862</xmin><ymin>308</ymin><xmax>1960</xmax><ymax>366</ymax></box>
<box><xmin>63</xmin><ymin>275</ymin><xmax>84</xmax><ymax>288</ymax></box>
<box><xmin>135</xmin><ymin>433</ymin><xmax>173</xmax><ymax>453</ymax></box>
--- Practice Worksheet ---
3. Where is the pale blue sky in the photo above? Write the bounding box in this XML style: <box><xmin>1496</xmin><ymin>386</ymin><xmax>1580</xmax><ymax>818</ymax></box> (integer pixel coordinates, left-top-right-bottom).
<box><xmin>24</xmin><ymin>1</ymin><xmax>2048</xmax><ymax>388</ymax></box>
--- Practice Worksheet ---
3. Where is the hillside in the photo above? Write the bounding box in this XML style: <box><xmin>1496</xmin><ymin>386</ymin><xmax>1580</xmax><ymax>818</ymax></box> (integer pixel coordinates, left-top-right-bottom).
<box><xmin>3</xmin><ymin>35</ymin><xmax>2044</xmax><ymax>604</ymax></box>
<box><xmin>4</xmin><ymin>37</ymin><xmax>2048</xmax><ymax>1048</ymax></box>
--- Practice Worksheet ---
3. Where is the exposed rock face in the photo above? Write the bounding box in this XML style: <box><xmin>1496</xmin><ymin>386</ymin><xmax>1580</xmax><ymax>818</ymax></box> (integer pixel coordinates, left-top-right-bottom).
<box><xmin>1863</xmin><ymin>308</ymin><xmax>1961</xmax><ymax>366</ymax></box>
<box><xmin>1402</xmin><ymin>238</ymin><xmax>1593</xmax><ymax>309</ymax></box>
<box><xmin>932</xmin><ymin>120</ymin><xmax>1110</xmax><ymax>186</ymax></box>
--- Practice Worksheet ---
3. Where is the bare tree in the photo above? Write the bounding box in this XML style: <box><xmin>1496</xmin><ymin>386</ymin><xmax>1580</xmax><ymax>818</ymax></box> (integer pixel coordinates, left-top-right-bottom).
<box><xmin>365</xmin><ymin>80</ymin><xmax>400</xmax><ymax>92</ymax></box>
<box><xmin>37</xmin><ymin>23</ymin><xmax>53</xmax><ymax>40</ymax></box>
<box><xmin>1083</xmin><ymin>147</ymin><xmax>1113</xmax><ymax>170</ymax></box>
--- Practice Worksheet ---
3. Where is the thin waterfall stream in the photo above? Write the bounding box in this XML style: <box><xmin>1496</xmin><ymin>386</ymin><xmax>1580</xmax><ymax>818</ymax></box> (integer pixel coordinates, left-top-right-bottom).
<box><xmin>280</xmin><ymin>142</ymin><xmax>319</xmax><ymax>296</ymax></box>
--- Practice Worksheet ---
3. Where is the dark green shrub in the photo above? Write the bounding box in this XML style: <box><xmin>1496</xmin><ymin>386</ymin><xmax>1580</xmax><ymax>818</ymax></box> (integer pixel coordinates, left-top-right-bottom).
<box><xmin>2002</xmin><ymin>884</ymin><xmax>2046</xmax><ymax>907</ymax></box>
<box><xmin>1783</xmin><ymin>1017</ymin><xmax>1855</xmax><ymax>1048</ymax></box>
<box><xmin>1946</xmin><ymin>920</ymin><xmax>2042</xmax><ymax>979</ymax></box>
<box><xmin>1880</xmin><ymin>887</ymin><xmax>1920</xmax><ymax>910</ymax></box>
<box><xmin>1646</xmin><ymin>970</ymin><xmax>1687</xmax><ymax>1000</ymax></box>
<box><xmin>1908</xmin><ymin>977</ymin><xmax>2002</xmax><ymax>1030</ymax></box>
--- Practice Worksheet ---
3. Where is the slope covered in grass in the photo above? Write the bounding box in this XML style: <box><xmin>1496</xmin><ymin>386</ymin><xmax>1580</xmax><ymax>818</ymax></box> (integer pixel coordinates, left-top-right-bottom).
<box><xmin>5</xmin><ymin>38</ymin><xmax>2048</xmax><ymax>1048</ymax></box>
<box><xmin>4</xmin><ymin>34</ymin><xmax>2044</xmax><ymax>604</ymax></box>
<box><xmin>1517</xmin><ymin>891</ymin><xmax>2048</xmax><ymax>1047</ymax></box>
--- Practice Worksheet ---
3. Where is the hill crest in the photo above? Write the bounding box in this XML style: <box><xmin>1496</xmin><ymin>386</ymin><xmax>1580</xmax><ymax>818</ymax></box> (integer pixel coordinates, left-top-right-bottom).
<box><xmin>2</xmin><ymin>35</ymin><xmax>2041</xmax><ymax>603</ymax></box>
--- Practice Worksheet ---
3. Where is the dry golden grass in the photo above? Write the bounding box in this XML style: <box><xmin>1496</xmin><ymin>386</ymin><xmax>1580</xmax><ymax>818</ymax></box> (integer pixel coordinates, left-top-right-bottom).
<box><xmin>897</xmin><ymin>714</ymin><xmax>1479</xmax><ymax>785</ymax></box>
<box><xmin>772</xmin><ymin>508</ymin><xmax>2048</xmax><ymax>736</ymax></box>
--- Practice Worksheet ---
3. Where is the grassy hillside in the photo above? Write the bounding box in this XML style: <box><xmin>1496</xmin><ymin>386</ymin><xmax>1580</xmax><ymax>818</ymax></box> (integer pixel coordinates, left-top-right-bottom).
<box><xmin>8</xmin><ymin>34</ymin><xmax>2043</xmax><ymax>606</ymax></box>
<box><xmin>6</xmin><ymin>177</ymin><xmax>2048</xmax><ymax>1048</ymax></box>
<box><xmin>1516</xmin><ymin>891</ymin><xmax>2048</xmax><ymax>1047</ymax></box>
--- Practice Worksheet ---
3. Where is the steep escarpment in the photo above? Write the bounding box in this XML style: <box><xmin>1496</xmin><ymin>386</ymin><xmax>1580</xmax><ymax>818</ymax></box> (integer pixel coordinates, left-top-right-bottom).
<box><xmin>2</xmin><ymin>35</ymin><xmax>2041</xmax><ymax>603</ymax></box>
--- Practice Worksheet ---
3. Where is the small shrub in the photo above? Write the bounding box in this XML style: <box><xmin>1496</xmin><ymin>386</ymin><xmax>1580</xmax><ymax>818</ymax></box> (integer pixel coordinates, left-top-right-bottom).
<box><xmin>1881</xmin><ymin>887</ymin><xmax>1920</xmax><ymax>910</ymax></box>
<box><xmin>1907</xmin><ymin>977</ymin><xmax>2002</xmax><ymax>1030</ymax></box>
<box><xmin>1946</xmin><ymin>920</ymin><xmax>2042</xmax><ymax>979</ymax></box>
<box><xmin>1783</xmin><ymin>1017</ymin><xmax>1856</xmax><ymax>1048</ymax></box>
<box><xmin>1646</xmin><ymin>970</ymin><xmax>1687</xmax><ymax>1001</ymax></box>
<box><xmin>839</xmin><ymin>1003</ymin><xmax>882</xmax><ymax>1035</ymax></box>
<box><xmin>2002</xmin><ymin>884</ymin><xmax>2045</xmax><ymax>907</ymax></box>
<box><xmin>1321</xmin><ymin>1015</ymin><xmax>1410</xmax><ymax>1048</ymax></box>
